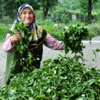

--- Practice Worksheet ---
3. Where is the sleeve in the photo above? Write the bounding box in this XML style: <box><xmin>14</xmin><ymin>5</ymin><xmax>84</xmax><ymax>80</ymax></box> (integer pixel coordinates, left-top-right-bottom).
<box><xmin>2</xmin><ymin>34</ymin><xmax>14</xmax><ymax>52</ymax></box>
<box><xmin>44</xmin><ymin>33</ymin><xmax>64</xmax><ymax>50</ymax></box>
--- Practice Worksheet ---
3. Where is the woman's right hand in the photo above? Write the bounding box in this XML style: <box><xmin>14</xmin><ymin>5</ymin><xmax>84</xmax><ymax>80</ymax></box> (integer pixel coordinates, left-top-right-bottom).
<box><xmin>10</xmin><ymin>32</ymin><xmax>22</xmax><ymax>44</ymax></box>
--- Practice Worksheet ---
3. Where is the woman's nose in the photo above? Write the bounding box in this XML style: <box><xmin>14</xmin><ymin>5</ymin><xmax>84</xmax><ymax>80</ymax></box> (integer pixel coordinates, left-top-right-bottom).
<box><xmin>26</xmin><ymin>13</ymin><xmax>30</xmax><ymax>17</ymax></box>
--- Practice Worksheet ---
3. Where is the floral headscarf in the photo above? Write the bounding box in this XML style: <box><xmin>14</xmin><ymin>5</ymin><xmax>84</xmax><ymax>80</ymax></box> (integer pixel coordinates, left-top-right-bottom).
<box><xmin>8</xmin><ymin>4</ymin><xmax>47</xmax><ymax>50</ymax></box>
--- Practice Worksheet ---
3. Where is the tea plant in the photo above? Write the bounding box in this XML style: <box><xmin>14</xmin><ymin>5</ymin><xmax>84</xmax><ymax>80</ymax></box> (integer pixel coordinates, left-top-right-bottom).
<box><xmin>12</xmin><ymin>21</ymin><xmax>35</xmax><ymax>71</ymax></box>
<box><xmin>62</xmin><ymin>24</ymin><xmax>89</xmax><ymax>56</ymax></box>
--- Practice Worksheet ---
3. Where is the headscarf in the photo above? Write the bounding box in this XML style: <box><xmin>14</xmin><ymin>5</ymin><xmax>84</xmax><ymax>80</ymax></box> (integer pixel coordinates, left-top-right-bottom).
<box><xmin>8</xmin><ymin>4</ymin><xmax>47</xmax><ymax>50</ymax></box>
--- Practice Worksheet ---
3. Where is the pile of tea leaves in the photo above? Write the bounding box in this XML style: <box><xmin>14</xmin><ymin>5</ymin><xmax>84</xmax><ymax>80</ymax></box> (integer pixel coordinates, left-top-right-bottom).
<box><xmin>0</xmin><ymin>56</ymin><xmax>100</xmax><ymax>100</ymax></box>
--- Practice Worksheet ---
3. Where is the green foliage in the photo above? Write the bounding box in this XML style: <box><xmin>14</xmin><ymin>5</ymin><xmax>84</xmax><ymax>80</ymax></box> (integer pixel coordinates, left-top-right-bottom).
<box><xmin>0</xmin><ymin>0</ymin><xmax>58</xmax><ymax>20</ymax></box>
<box><xmin>79</xmin><ymin>0</ymin><xmax>99</xmax><ymax>13</ymax></box>
<box><xmin>92</xmin><ymin>11</ymin><xmax>100</xmax><ymax>23</ymax></box>
<box><xmin>67</xmin><ymin>20</ymin><xmax>85</xmax><ymax>26</ymax></box>
<box><xmin>12</xmin><ymin>21</ymin><xmax>35</xmax><ymax>71</ymax></box>
<box><xmin>60</xmin><ymin>0</ymin><xmax>80</xmax><ymax>10</ymax></box>
<box><xmin>79</xmin><ymin>0</ymin><xmax>88</xmax><ymax>13</ymax></box>
<box><xmin>0</xmin><ymin>56</ymin><xmax>100</xmax><ymax>99</ymax></box>
<box><xmin>75</xmin><ymin>12</ymin><xmax>85</xmax><ymax>22</ymax></box>
<box><xmin>0</xmin><ymin>17</ymin><xmax>100</xmax><ymax>100</ymax></box>
<box><xmin>41</xmin><ymin>0</ymin><xmax>58</xmax><ymax>19</ymax></box>
<box><xmin>0</xmin><ymin>0</ymin><xmax>41</xmax><ymax>18</ymax></box>
<box><xmin>0</xmin><ymin>0</ymin><xmax>100</xmax><ymax>24</ymax></box>
<box><xmin>79</xmin><ymin>0</ymin><xmax>100</xmax><ymax>24</ymax></box>
<box><xmin>87</xmin><ymin>23</ymin><xmax>100</xmax><ymax>39</ymax></box>
<box><xmin>40</xmin><ymin>0</ymin><xmax>58</xmax><ymax>8</ymax></box>
<box><xmin>52</xmin><ymin>8</ymin><xmax>70</xmax><ymax>23</ymax></box>
<box><xmin>0</xmin><ymin>16</ymin><xmax>13</xmax><ymax>24</ymax></box>
<box><xmin>62</xmin><ymin>24</ymin><xmax>89</xmax><ymax>55</ymax></box>
<box><xmin>12</xmin><ymin>21</ymin><xmax>32</xmax><ymax>53</ymax></box>
<box><xmin>1</xmin><ymin>19</ymin><xmax>100</xmax><ymax>42</ymax></box>
<box><xmin>0</xmin><ymin>23</ymin><xmax>11</xmax><ymax>41</ymax></box>
<box><xmin>35</xmin><ymin>10</ymin><xmax>44</xmax><ymax>20</ymax></box>
<box><xmin>37</xmin><ymin>19</ymin><xmax>62</xmax><ymax>40</ymax></box>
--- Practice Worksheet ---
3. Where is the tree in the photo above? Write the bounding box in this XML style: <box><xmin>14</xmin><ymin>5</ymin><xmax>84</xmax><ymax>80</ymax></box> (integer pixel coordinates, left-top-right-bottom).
<box><xmin>0</xmin><ymin>0</ymin><xmax>6</xmax><ymax>19</ymax></box>
<box><xmin>79</xmin><ymin>0</ymin><xmax>99</xmax><ymax>24</ymax></box>
<box><xmin>60</xmin><ymin>0</ymin><xmax>80</xmax><ymax>10</ymax></box>
<box><xmin>40</xmin><ymin>0</ymin><xmax>58</xmax><ymax>19</ymax></box>
<box><xmin>1</xmin><ymin>0</ymin><xmax>40</xmax><ymax>19</ymax></box>
<box><xmin>1</xmin><ymin>0</ymin><xmax>58</xmax><ymax>20</ymax></box>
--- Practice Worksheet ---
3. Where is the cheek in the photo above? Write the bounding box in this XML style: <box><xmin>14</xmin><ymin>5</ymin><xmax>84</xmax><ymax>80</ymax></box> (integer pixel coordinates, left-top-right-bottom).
<box><xmin>31</xmin><ymin>15</ymin><xmax>34</xmax><ymax>20</ymax></box>
<box><xmin>20</xmin><ymin>15</ymin><xmax>25</xmax><ymax>20</ymax></box>
<box><xmin>31</xmin><ymin>17</ymin><xmax>34</xmax><ymax>21</ymax></box>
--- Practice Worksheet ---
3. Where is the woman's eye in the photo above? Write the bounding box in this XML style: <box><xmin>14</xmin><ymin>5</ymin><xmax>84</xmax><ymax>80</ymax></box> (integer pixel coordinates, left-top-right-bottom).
<box><xmin>29</xmin><ymin>12</ymin><xmax>33</xmax><ymax>14</ymax></box>
<box><xmin>21</xmin><ymin>11</ymin><xmax>33</xmax><ymax>15</ymax></box>
<box><xmin>22</xmin><ymin>12</ymin><xmax>26</xmax><ymax>14</ymax></box>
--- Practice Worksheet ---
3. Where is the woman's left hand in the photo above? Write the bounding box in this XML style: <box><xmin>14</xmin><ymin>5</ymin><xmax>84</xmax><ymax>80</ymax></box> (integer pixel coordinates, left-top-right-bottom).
<box><xmin>10</xmin><ymin>32</ymin><xmax>22</xmax><ymax>44</ymax></box>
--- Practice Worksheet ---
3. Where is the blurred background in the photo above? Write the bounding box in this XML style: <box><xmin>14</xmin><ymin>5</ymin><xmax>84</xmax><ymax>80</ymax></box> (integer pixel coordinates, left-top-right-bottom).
<box><xmin>0</xmin><ymin>0</ymin><xmax>100</xmax><ymax>41</ymax></box>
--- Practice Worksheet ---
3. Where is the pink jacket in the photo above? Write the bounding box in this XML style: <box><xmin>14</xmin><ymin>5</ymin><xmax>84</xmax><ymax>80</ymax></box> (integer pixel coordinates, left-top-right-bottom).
<box><xmin>2</xmin><ymin>33</ymin><xmax>64</xmax><ymax>52</ymax></box>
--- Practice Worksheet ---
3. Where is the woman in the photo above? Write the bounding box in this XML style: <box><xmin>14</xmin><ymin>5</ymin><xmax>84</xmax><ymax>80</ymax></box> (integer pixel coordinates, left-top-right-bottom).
<box><xmin>2</xmin><ymin>4</ymin><xmax>64</xmax><ymax>84</ymax></box>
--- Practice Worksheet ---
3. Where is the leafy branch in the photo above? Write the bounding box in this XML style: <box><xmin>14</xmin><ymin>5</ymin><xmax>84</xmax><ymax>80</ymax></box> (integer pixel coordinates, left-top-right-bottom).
<box><xmin>12</xmin><ymin>21</ymin><xmax>35</xmax><ymax>71</ymax></box>
<box><xmin>62</xmin><ymin>24</ymin><xmax>89</xmax><ymax>60</ymax></box>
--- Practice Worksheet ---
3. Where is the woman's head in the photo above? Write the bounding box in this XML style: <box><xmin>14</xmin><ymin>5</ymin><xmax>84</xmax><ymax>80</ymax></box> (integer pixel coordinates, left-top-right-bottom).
<box><xmin>17</xmin><ymin>4</ymin><xmax>35</xmax><ymax>25</ymax></box>
<box><xmin>20</xmin><ymin>7</ymin><xmax>34</xmax><ymax>25</ymax></box>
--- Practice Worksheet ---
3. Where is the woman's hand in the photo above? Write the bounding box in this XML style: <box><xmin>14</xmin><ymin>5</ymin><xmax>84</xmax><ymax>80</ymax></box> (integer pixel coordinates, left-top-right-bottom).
<box><xmin>10</xmin><ymin>32</ymin><xmax>22</xmax><ymax>45</ymax></box>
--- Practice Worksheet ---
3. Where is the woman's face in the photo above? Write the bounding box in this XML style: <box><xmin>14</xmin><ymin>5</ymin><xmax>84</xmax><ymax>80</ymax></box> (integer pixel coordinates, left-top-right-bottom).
<box><xmin>20</xmin><ymin>7</ymin><xmax>34</xmax><ymax>25</ymax></box>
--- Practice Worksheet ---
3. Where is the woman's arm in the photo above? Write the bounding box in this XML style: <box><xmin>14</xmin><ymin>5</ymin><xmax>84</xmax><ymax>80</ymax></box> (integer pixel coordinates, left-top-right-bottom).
<box><xmin>2</xmin><ymin>34</ymin><xmax>14</xmax><ymax>52</ymax></box>
<box><xmin>44</xmin><ymin>33</ymin><xmax>64</xmax><ymax>50</ymax></box>
<box><xmin>2</xmin><ymin>32</ymin><xmax>21</xmax><ymax>52</ymax></box>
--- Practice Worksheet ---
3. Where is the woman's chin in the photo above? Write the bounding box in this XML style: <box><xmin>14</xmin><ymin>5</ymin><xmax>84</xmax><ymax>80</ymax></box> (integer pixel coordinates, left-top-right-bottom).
<box><xmin>24</xmin><ymin>22</ymin><xmax>31</xmax><ymax>26</ymax></box>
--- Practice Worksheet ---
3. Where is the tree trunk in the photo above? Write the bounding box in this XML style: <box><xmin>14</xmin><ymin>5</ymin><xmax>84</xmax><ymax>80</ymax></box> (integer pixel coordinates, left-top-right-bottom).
<box><xmin>87</xmin><ymin>0</ymin><xmax>92</xmax><ymax>24</ymax></box>
<box><xmin>43</xmin><ymin>7</ymin><xmax>49</xmax><ymax>19</ymax></box>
